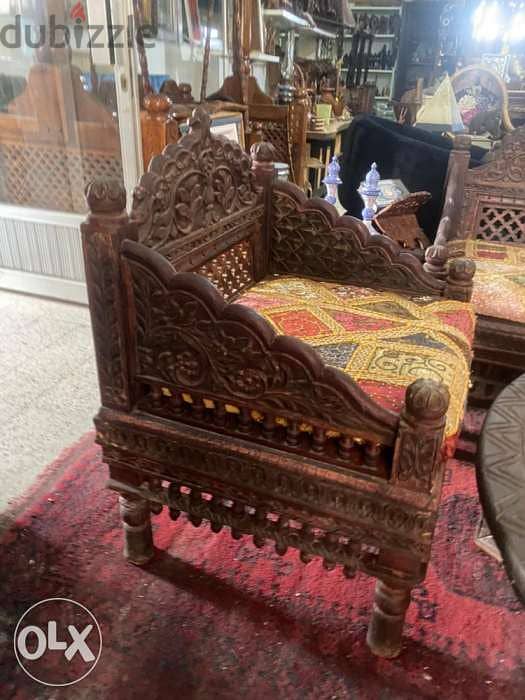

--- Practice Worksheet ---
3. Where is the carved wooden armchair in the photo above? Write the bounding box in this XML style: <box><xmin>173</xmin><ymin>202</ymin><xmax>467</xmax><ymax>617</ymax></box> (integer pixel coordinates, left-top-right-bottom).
<box><xmin>431</xmin><ymin>128</ymin><xmax>525</xmax><ymax>402</ymax></box>
<box><xmin>82</xmin><ymin>107</ymin><xmax>476</xmax><ymax>659</ymax></box>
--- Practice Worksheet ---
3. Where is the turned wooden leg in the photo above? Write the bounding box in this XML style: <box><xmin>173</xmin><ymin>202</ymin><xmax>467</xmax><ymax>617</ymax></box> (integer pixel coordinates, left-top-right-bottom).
<box><xmin>119</xmin><ymin>494</ymin><xmax>154</xmax><ymax>566</ymax></box>
<box><xmin>367</xmin><ymin>579</ymin><xmax>412</xmax><ymax>658</ymax></box>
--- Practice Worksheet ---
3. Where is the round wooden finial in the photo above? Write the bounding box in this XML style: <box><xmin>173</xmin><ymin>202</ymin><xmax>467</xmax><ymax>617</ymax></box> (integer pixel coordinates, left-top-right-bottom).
<box><xmin>85</xmin><ymin>179</ymin><xmax>126</xmax><ymax>214</ymax></box>
<box><xmin>448</xmin><ymin>256</ymin><xmax>476</xmax><ymax>282</ymax></box>
<box><xmin>250</xmin><ymin>141</ymin><xmax>277</xmax><ymax>163</ymax></box>
<box><xmin>405</xmin><ymin>378</ymin><xmax>450</xmax><ymax>421</ymax></box>
<box><xmin>144</xmin><ymin>92</ymin><xmax>172</xmax><ymax>114</ymax></box>
<box><xmin>452</xmin><ymin>133</ymin><xmax>471</xmax><ymax>150</ymax></box>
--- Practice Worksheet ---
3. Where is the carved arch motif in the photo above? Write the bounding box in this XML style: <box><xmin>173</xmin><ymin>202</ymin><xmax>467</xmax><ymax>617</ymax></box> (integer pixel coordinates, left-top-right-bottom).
<box><xmin>130</xmin><ymin>107</ymin><xmax>261</xmax><ymax>256</ymax></box>
<box><xmin>469</xmin><ymin>126</ymin><xmax>525</xmax><ymax>185</ymax></box>
<box><xmin>270</xmin><ymin>183</ymin><xmax>445</xmax><ymax>296</ymax></box>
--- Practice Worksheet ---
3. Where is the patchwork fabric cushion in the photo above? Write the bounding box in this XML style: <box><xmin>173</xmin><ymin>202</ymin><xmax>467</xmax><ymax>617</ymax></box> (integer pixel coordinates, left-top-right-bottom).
<box><xmin>448</xmin><ymin>240</ymin><xmax>525</xmax><ymax>324</ymax></box>
<box><xmin>237</xmin><ymin>276</ymin><xmax>475</xmax><ymax>439</ymax></box>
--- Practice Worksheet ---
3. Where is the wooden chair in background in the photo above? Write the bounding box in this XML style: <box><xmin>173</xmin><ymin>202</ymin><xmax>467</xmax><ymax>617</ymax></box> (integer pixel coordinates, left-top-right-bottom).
<box><xmin>430</xmin><ymin>129</ymin><xmax>525</xmax><ymax>403</ymax></box>
<box><xmin>393</xmin><ymin>78</ymin><xmax>424</xmax><ymax>126</ymax></box>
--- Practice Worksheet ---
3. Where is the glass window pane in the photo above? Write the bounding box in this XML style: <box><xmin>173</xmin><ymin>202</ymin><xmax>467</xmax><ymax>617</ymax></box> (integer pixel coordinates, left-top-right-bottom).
<box><xmin>137</xmin><ymin>0</ymin><xmax>229</xmax><ymax>103</ymax></box>
<box><xmin>0</xmin><ymin>1</ymin><xmax>123</xmax><ymax>213</ymax></box>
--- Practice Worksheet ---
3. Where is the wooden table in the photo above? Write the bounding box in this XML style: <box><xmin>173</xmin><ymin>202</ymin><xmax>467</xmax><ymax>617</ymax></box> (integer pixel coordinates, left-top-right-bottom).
<box><xmin>477</xmin><ymin>373</ymin><xmax>525</xmax><ymax>604</ymax></box>
<box><xmin>306</xmin><ymin>119</ymin><xmax>352</xmax><ymax>192</ymax></box>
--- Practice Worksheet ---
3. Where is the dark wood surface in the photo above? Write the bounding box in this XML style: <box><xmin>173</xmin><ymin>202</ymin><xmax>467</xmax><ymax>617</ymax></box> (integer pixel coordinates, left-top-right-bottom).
<box><xmin>81</xmin><ymin>106</ymin><xmax>474</xmax><ymax>659</ymax></box>
<box><xmin>478</xmin><ymin>373</ymin><xmax>525</xmax><ymax>604</ymax></box>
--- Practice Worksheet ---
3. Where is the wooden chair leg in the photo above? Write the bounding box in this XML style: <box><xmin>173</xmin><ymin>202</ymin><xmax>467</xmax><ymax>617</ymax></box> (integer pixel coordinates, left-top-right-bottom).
<box><xmin>367</xmin><ymin>579</ymin><xmax>412</xmax><ymax>658</ymax></box>
<box><xmin>119</xmin><ymin>493</ymin><xmax>154</xmax><ymax>566</ymax></box>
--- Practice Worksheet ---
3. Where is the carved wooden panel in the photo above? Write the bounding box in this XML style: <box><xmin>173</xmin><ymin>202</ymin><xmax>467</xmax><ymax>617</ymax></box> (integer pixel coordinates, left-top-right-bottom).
<box><xmin>121</xmin><ymin>238</ymin><xmax>399</xmax><ymax>447</ymax></box>
<box><xmin>250</xmin><ymin>118</ymin><xmax>292</xmax><ymax>168</ymax></box>
<box><xmin>97</xmin><ymin>412</ymin><xmax>435</xmax><ymax>565</ymax></box>
<box><xmin>130</xmin><ymin>107</ymin><xmax>262</xmax><ymax>264</ymax></box>
<box><xmin>270</xmin><ymin>182</ymin><xmax>445</xmax><ymax>296</ymax></box>
<box><xmin>163</xmin><ymin>204</ymin><xmax>264</xmax><ymax>275</ymax></box>
<box><xmin>196</xmin><ymin>239</ymin><xmax>254</xmax><ymax>300</ymax></box>
<box><xmin>459</xmin><ymin>126</ymin><xmax>525</xmax><ymax>242</ymax></box>
<box><xmin>476</xmin><ymin>203</ymin><xmax>525</xmax><ymax>244</ymax></box>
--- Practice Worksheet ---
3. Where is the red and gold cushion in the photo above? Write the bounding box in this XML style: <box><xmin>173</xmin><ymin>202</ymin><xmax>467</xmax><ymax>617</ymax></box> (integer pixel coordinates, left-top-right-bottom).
<box><xmin>237</xmin><ymin>276</ymin><xmax>475</xmax><ymax>440</ymax></box>
<box><xmin>448</xmin><ymin>240</ymin><xmax>525</xmax><ymax>323</ymax></box>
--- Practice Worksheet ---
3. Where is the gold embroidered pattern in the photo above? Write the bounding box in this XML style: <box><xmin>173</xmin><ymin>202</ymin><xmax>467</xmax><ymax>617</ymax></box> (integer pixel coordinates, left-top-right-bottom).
<box><xmin>237</xmin><ymin>276</ymin><xmax>475</xmax><ymax>438</ymax></box>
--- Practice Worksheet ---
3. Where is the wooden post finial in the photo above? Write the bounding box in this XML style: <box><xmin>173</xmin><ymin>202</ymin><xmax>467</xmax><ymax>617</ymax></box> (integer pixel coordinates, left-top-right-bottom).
<box><xmin>445</xmin><ymin>257</ymin><xmax>476</xmax><ymax>302</ymax></box>
<box><xmin>85</xmin><ymin>179</ymin><xmax>127</xmax><ymax>219</ymax></box>
<box><xmin>392</xmin><ymin>378</ymin><xmax>450</xmax><ymax>493</ymax></box>
<box><xmin>250</xmin><ymin>141</ymin><xmax>276</xmax><ymax>187</ymax></box>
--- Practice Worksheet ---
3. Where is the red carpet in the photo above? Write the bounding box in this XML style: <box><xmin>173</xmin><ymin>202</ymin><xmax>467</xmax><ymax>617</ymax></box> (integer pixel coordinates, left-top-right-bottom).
<box><xmin>0</xmin><ymin>432</ymin><xmax>524</xmax><ymax>699</ymax></box>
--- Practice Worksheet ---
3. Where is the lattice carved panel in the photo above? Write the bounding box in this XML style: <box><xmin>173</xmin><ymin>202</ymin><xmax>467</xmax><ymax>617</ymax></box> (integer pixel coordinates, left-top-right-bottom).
<box><xmin>0</xmin><ymin>142</ymin><xmax>122</xmax><ymax>213</ymax></box>
<box><xmin>196</xmin><ymin>240</ymin><xmax>254</xmax><ymax>300</ymax></box>
<box><xmin>476</xmin><ymin>204</ymin><xmax>525</xmax><ymax>244</ymax></box>
<box><xmin>249</xmin><ymin>118</ymin><xmax>293</xmax><ymax>173</ymax></box>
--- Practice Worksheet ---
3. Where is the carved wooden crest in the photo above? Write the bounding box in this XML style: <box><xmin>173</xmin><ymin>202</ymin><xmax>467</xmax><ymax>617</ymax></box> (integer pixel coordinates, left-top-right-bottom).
<box><xmin>470</xmin><ymin>126</ymin><xmax>525</xmax><ymax>186</ymax></box>
<box><xmin>130</xmin><ymin>106</ymin><xmax>260</xmax><ymax>256</ymax></box>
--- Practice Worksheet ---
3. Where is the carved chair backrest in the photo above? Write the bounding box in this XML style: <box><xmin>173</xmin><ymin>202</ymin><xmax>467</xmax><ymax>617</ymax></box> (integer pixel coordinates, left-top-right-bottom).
<box><xmin>214</xmin><ymin>74</ymin><xmax>308</xmax><ymax>191</ymax></box>
<box><xmin>443</xmin><ymin>128</ymin><xmax>525</xmax><ymax>245</ymax></box>
<box><xmin>0</xmin><ymin>62</ymin><xmax>121</xmax><ymax>213</ymax></box>
<box><xmin>130</xmin><ymin>108</ymin><xmax>267</xmax><ymax>300</ymax></box>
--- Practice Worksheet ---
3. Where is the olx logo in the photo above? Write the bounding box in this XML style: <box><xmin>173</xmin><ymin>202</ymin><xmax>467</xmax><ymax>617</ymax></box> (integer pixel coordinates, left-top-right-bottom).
<box><xmin>14</xmin><ymin>598</ymin><xmax>102</xmax><ymax>687</ymax></box>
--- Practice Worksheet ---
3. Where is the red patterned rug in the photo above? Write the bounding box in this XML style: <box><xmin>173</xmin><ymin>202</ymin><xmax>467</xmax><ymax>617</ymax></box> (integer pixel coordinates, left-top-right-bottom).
<box><xmin>0</xmin><ymin>432</ymin><xmax>524</xmax><ymax>699</ymax></box>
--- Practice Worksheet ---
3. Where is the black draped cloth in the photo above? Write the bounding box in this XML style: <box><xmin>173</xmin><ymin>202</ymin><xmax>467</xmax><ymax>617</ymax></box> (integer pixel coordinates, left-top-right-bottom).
<box><xmin>338</xmin><ymin>115</ymin><xmax>486</xmax><ymax>241</ymax></box>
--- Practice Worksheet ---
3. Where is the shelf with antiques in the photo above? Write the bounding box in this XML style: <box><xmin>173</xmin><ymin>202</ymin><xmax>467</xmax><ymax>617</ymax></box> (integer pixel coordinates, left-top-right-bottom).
<box><xmin>263</xmin><ymin>1</ymin><xmax>356</xmax><ymax>103</ymax></box>
<box><xmin>137</xmin><ymin>1</ymin><xmax>355</xmax><ymax>190</ymax></box>
<box><xmin>343</xmin><ymin>3</ymin><xmax>401</xmax><ymax>116</ymax></box>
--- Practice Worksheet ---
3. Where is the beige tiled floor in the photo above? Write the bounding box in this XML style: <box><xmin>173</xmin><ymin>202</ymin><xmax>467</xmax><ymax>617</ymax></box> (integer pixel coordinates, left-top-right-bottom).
<box><xmin>0</xmin><ymin>290</ymin><xmax>99</xmax><ymax>514</ymax></box>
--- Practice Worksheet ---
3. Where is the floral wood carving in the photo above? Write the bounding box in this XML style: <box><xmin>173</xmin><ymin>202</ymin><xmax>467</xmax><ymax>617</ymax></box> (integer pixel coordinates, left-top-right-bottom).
<box><xmin>270</xmin><ymin>183</ymin><xmax>445</xmax><ymax>296</ymax></box>
<box><xmin>121</xmin><ymin>239</ymin><xmax>399</xmax><ymax>444</ymax></box>
<box><xmin>130</xmin><ymin>107</ymin><xmax>261</xmax><ymax>258</ymax></box>
<box><xmin>472</xmin><ymin>126</ymin><xmax>525</xmax><ymax>184</ymax></box>
<box><xmin>81</xmin><ymin>179</ymin><xmax>134</xmax><ymax>409</ymax></box>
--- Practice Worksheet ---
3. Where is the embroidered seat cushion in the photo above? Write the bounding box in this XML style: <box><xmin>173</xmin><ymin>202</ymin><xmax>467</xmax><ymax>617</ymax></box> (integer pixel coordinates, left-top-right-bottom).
<box><xmin>448</xmin><ymin>240</ymin><xmax>525</xmax><ymax>324</ymax></box>
<box><xmin>237</xmin><ymin>276</ymin><xmax>475</xmax><ymax>440</ymax></box>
